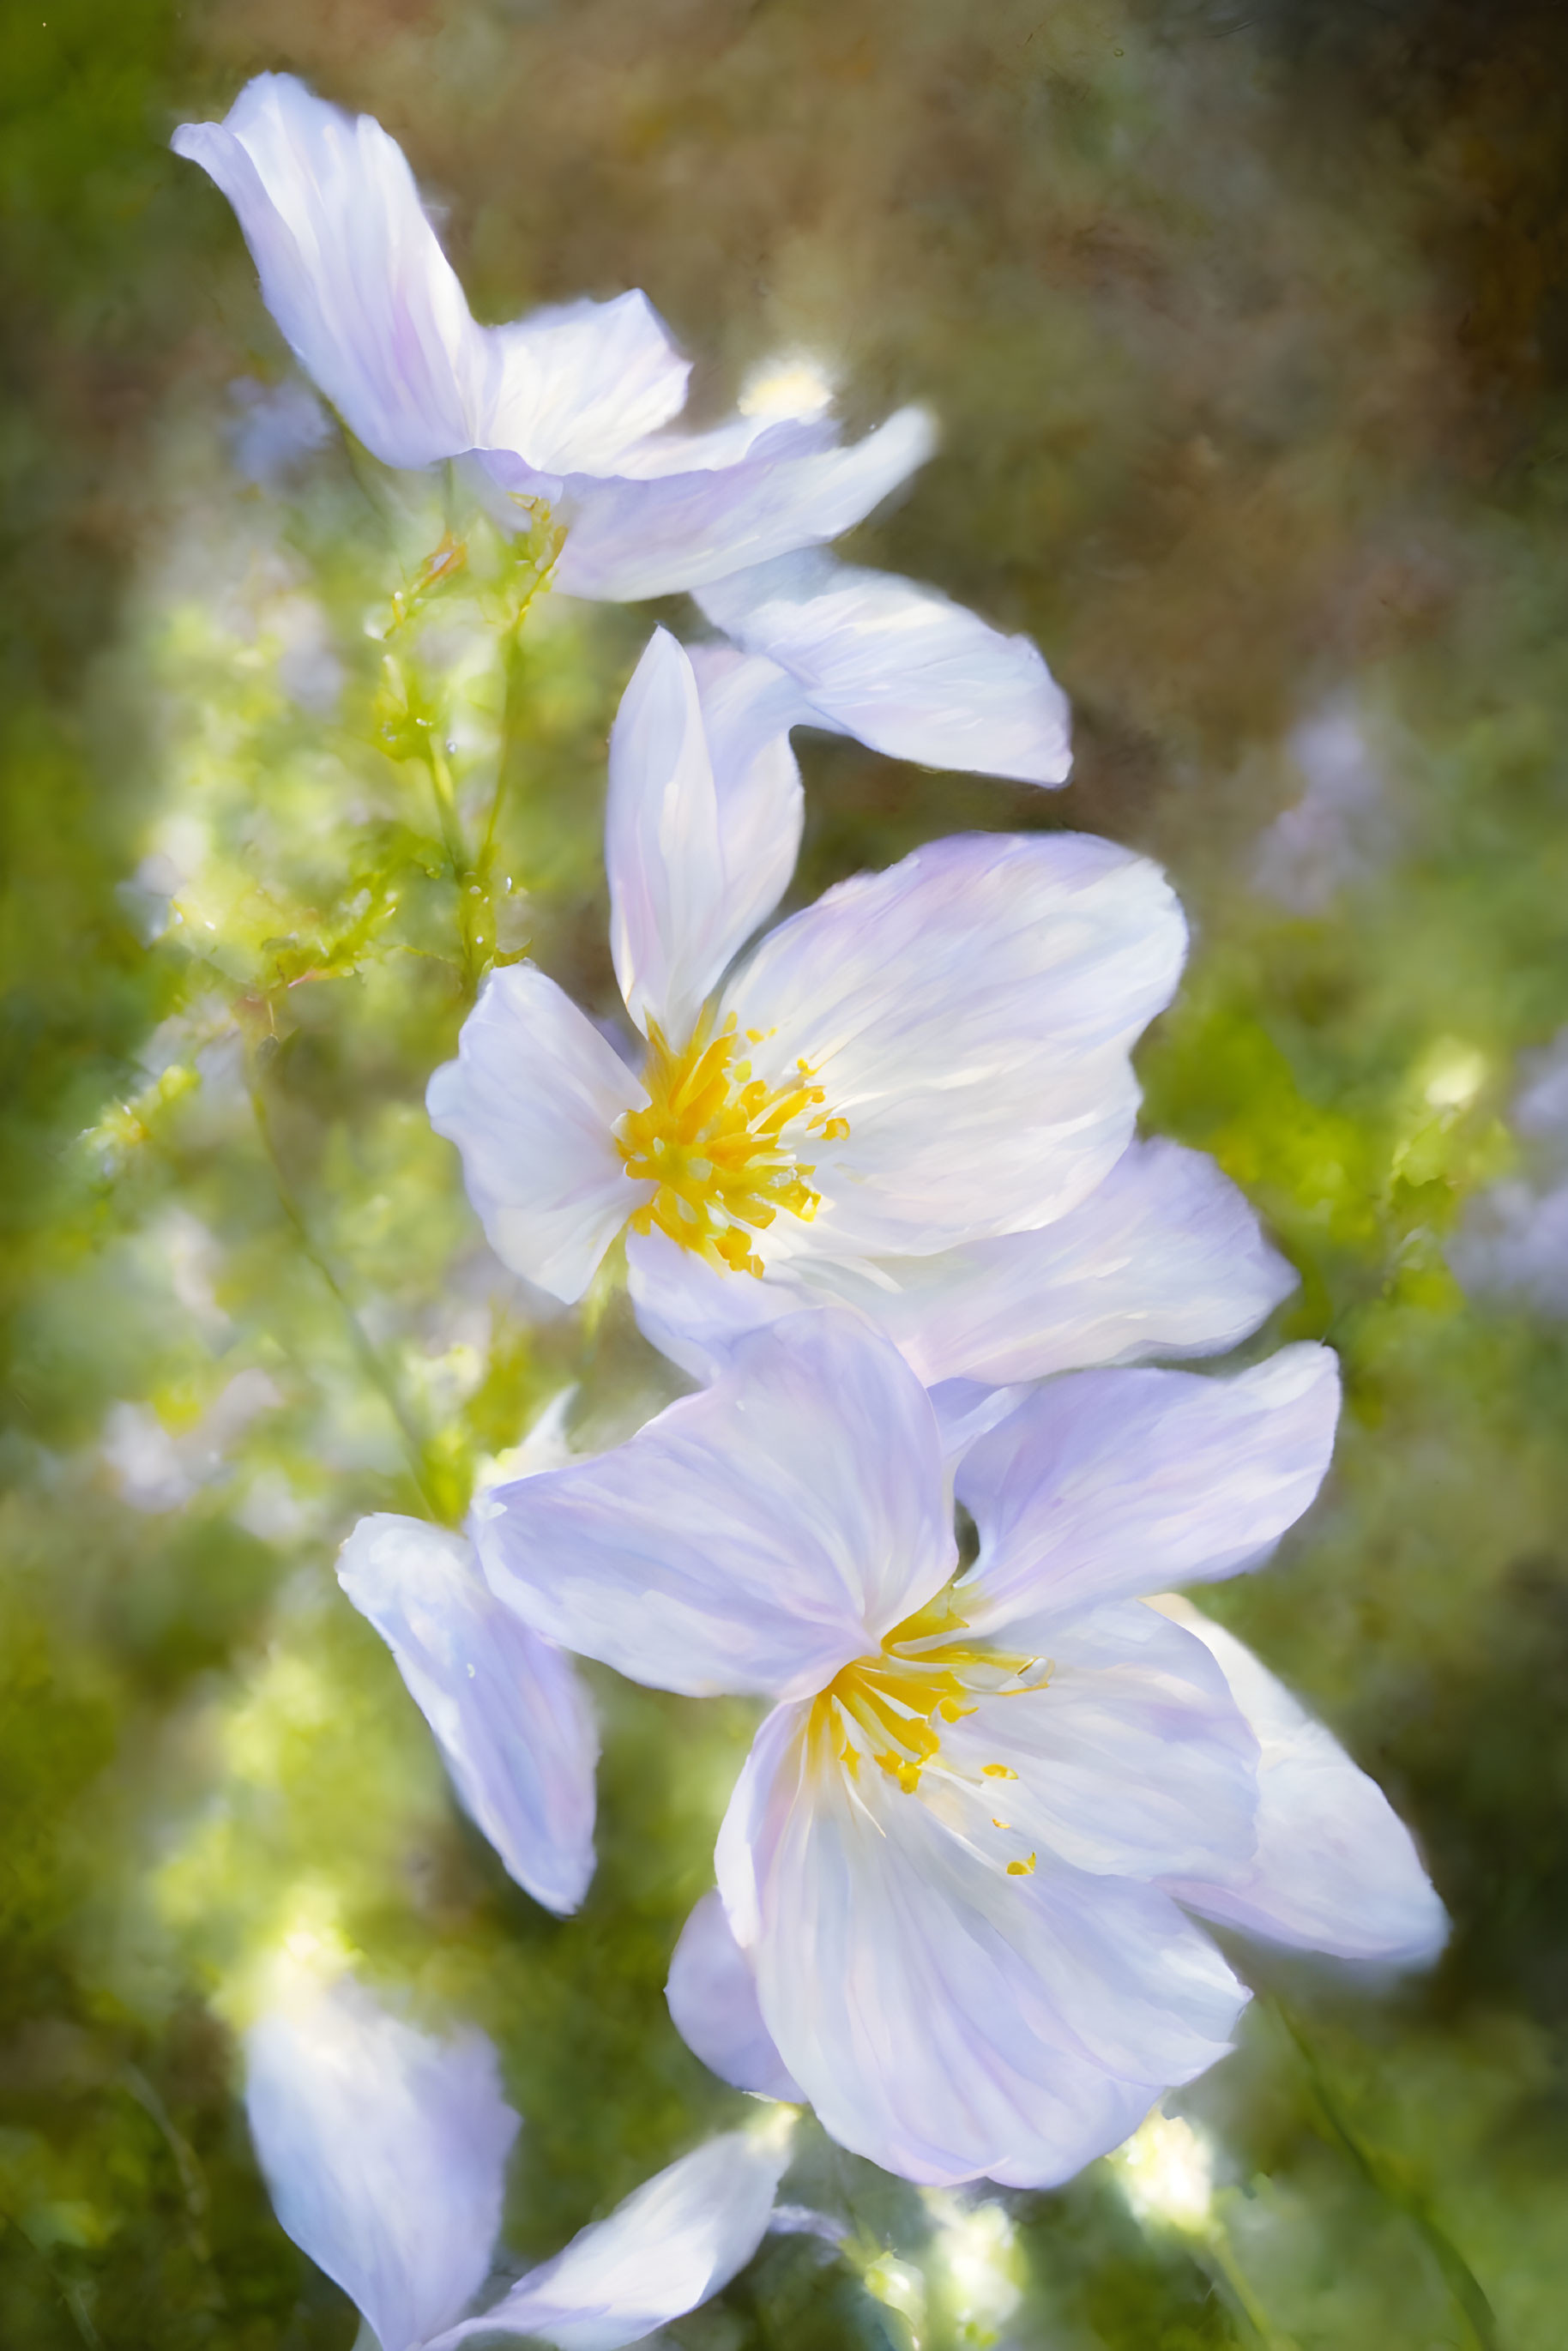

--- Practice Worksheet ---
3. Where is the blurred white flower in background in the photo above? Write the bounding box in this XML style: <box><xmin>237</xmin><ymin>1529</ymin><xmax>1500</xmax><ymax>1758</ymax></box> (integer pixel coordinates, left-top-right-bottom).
<box><xmin>1252</xmin><ymin>695</ymin><xmax>1396</xmax><ymax>914</ymax></box>
<box><xmin>226</xmin><ymin>374</ymin><xmax>332</xmax><ymax>489</ymax></box>
<box><xmin>920</xmin><ymin>2190</ymin><xmax>1023</xmax><ymax>2345</ymax></box>
<box><xmin>102</xmin><ymin>1368</ymin><xmax>280</xmax><ymax>1515</ymax></box>
<box><xmin>1452</xmin><ymin>1025</ymin><xmax>1568</xmax><ymax>1313</ymax></box>
<box><xmin>1110</xmin><ymin>2107</ymin><xmax>1215</xmax><ymax>2235</ymax></box>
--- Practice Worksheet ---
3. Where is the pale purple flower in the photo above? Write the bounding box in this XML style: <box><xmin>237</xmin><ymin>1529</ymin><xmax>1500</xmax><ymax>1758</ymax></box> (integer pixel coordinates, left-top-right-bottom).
<box><xmin>172</xmin><ymin>78</ymin><xmax>1081</xmax><ymax>775</ymax></box>
<box><xmin>101</xmin><ymin>1367</ymin><xmax>280</xmax><ymax>1514</ymax></box>
<box><xmin>429</xmin><ymin>628</ymin><xmax>1292</xmax><ymax>1390</ymax></box>
<box><xmin>172</xmin><ymin>75</ymin><xmax>931</xmax><ymax>602</ymax></box>
<box><xmin>226</xmin><ymin>374</ymin><xmax>332</xmax><ymax>488</ymax></box>
<box><xmin>245</xmin><ymin>1970</ymin><xmax>792</xmax><ymax>2351</ymax></box>
<box><xmin>338</xmin><ymin>1513</ymin><xmax>598</xmax><ymax>1915</ymax></box>
<box><xmin>1454</xmin><ymin>1179</ymin><xmax>1568</xmax><ymax>1315</ymax></box>
<box><xmin>1251</xmin><ymin>696</ymin><xmax>1396</xmax><ymax>913</ymax></box>
<box><xmin>473</xmin><ymin>1311</ymin><xmax>1444</xmax><ymax>2188</ymax></box>
<box><xmin>1453</xmin><ymin>1026</ymin><xmax>1568</xmax><ymax>1314</ymax></box>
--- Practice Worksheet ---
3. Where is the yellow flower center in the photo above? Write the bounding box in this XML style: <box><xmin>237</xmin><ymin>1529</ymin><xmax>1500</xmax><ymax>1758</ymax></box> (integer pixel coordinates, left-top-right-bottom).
<box><xmin>616</xmin><ymin>1010</ymin><xmax>848</xmax><ymax>1278</ymax></box>
<box><xmin>807</xmin><ymin>1588</ymin><xmax>1051</xmax><ymax>1848</ymax></box>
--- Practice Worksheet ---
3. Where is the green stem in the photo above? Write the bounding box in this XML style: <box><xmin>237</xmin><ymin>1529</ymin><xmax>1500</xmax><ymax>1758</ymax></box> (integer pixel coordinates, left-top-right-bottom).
<box><xmin>248</xmin><ymin>1076</ymin><xmax>443</xmax><ymax>1519</ymax></box>
<box><xmin>339</xmin><ymin>429</ymin><xmax>401</xmax><ymax>550</ymax></box>
<box><xmin>8</xmin><ymin>2228</ymin><xmax>102</xmax><ymax>2351</ymax></box>
<box><xmin>425</xmin><ymin>738</ymin><xmax>489</xmax><ymax>998</ymax></box>
<box><xmin>118</xmin><ymin>2066</ymin><xmax>211</xmax><ymax>2265</ymax></box>
<box><xmin>425</xmin><ymin>738</ymin><xmax>469</xmax><ymax>878</ymax></box>
<box><xmin>471</xmin><ymin>600</ymin><xmax>546</xmax><ymax>976</ymax></box>
<box><xmin>1275</xmin><ymin>2004</ymin><xmax>1501</xmax><ymax>2351</ymax></box>
<box><xmin>478</xmin><ymin>635</ymin><xmax>527</xmax><ymax>877</ymax></box>
<box><xmin>1205</xmin><ymin>2221</ymin><xmax>1294</xmax><ymax>2349</ymax></box>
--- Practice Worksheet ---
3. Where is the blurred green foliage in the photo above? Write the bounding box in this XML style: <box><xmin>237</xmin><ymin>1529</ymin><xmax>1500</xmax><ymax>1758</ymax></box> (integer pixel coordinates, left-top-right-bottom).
<box><xmin>4</xmin><ymin>0</ymin><xmax>1568</xmax><ymax>2345</ymax></box>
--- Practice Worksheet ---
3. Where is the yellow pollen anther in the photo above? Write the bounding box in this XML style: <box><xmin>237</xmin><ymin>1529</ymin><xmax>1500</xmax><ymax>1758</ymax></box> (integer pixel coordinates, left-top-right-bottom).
<box><xmin>1006</xmin><ymin>1853</ymin><xmax>1037</xmax><ymax>1878</ymax></box>
<box><xmin>616</xmin><ymin>1010</ymin><xmax>847</xmax><ymax>1278</ymax></box>
<box><xmin>807</xmin><ymin>1592</ymin><xmax>1047</xmax><ymax>1797</ymax></box>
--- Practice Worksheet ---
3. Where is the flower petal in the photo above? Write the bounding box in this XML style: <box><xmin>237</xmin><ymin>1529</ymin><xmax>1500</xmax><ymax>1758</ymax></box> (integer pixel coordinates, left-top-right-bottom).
<box><xmin>716</xmin><ymin>1704</ymin><xmax>1245</xmax><ymax>2187</ymax></box>
<box><xmin>1152</xmin><ymin>1598</ymin><xmax>1449</xmax><ymax>1965</ymax></box>
<box><xmin>799</xmin><ymin>1138</ymin><xmax>1297</xmax><ymax>1386</ymax></box>
<box><xmin>486</xmin><ymin>290</ymin><xmax>691</xmax><ymax>475</ymax></box>
<box><xmin>606</xmin><ymin>631</ymin><xmax>802</xmax><ymax>1044</ymax></box>
<box><xmin>721</xmin><ymin>833</ymin><xmax>1186</xmax><ymax>1260</ymax></box>
<box><xmin>697</xmin><ymin>552</ymin><xmax>1072</xmax><ymax>786</ymax></box>
<box><xmin>426</xmin><ymin>965</ymin><xmax>647</xmax><ymax>1303</ymax></box>
<box><xmin>432</xmin><ymin>2125</ymin><xmax>793</xmax><ymax>2351</ymax></box>
<box><xmin>626</xmin><ymin>1141</ymin><xmax>1288</xmax><ymax>1398</ymax></box>
<box><xmin>666</xmin><ymin>1890</ymin><xmax>805</xmax><ymax>2101</ymax></box>
<box><xmin>528</xmin><ymin>407</ymin><xmax>935</xmax><ymax>601</ymax></box>
<box><xmin>337</xmin><ymin>1514</ymin><xmax>598</xmax><ymax>1916</ymax></box>
<box><xmin>624</xmin><ymin>1224</ymin><xmax>810</xmax><ymax>1384</ymax></box>
<box><xmin>956</xmin><ymin>1346</ymin><xmax>1342</xmax><ymax>1633</ymax></box>
<box><xmin>687</xmin><ymin>644</ymin><xmax>806</xmax><ymax>951</ymax></box>
<box><xmin>173</xmin><ymin>75</ymin><xmax>489</xmax><ymax>468</ymax></box>
<box><xmin>598</xmin><ymin>408</ymin><xmax>836</xmax><ymax>479</ymax></box>
<box><xmin>606</xmin><ymin>629</ymin><xmax>722</xmax><ymax>1044</ymax></box>
<box><xmin>245</xmin><ymin>1974</ymin><xmax>517</xmax><ymax>2351</ymax></box>
<box><xmin>926</xmin><ymin>1378</ymin><xmax>1031</xmax><ymax>1462</ymax></box>
<box><xmin>938</xmin><ymin>1601</ymin><xmax>1259</xmax><ymax>1884</ymax></box>
<box><xmin>474</xmin><ymin>1311</ymin><xmax>954</xmax><ymax>1700</ymax></box>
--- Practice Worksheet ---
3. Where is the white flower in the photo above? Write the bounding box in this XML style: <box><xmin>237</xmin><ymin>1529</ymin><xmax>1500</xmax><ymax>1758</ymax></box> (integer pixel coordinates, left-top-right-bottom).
<box><xmin>245</xmin><ymin>1969</ymin><xmax>793</xmax><ymax>2351</ymax></box>
<box><xmin>428</xmin><ymin>627</ymin><xmax>1292</xmax><ymax>1390</ymax></box>
<box><xmin>100</xmin><ymin>1367</ymin><xmax>280</xmax><ymax>1514</ymax></box>
<box><xmin>338</xmin><ymin>1513</ymin><xmax>598</xmax><ymax>1916</ymax></box>
<box><xmin>172</xmin><ymin>75</ymin><xmax>931</xmax><ymax>601</ymax></box>
<box><xmin>473</xmin><ymin>1311</ymin><xmax>1444</xmax><ymax>2187</ymax></box>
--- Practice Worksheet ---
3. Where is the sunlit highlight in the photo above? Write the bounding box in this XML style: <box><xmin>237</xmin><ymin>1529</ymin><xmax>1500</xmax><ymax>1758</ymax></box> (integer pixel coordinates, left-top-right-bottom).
<box><xmin>1111</xmin><ymin>2107</ymin><xmax>1215</xmax><ymax>2233</ymax></box>
<box><xmin>738</xmin><ymin>351</ymin><xmax>837</xmax><ymax>420</ymax></box>
<box><xmin>921</xmin><ymin>2190</ymin><xmax>1023</xmax><ymax>2347</ymax></box>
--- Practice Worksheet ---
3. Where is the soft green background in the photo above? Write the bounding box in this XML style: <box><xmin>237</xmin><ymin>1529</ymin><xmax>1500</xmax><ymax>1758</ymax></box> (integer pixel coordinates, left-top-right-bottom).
<box><xmin>3</xmin><ymin>0</ymin><xmax>1568</xmax><ymax>2344</ymax></box>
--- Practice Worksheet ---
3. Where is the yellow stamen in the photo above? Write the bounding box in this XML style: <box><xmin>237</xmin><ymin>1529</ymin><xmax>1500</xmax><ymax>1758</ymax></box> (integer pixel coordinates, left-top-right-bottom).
<box><xmin>806</xmin><ymin>1593</ymin><xmax>1050</xmax><ymax>1800</ymax></box>
<box><xmin>1006</xmin><ymin>1853</ymin><xmax>1037</xmax><ymax>1878</ymax></box>
<box><xmin>616</xmin><ymin>1010</ymin><xmax>847</xmax><ymax>1278</ymax></box>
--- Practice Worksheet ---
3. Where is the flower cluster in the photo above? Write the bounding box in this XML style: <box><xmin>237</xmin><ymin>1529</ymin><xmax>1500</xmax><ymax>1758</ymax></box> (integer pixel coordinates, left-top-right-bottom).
<box><xmin>174</xmin><ymin>69</ymin><xmax>1444</xmax><ymax>2342</ymax></box>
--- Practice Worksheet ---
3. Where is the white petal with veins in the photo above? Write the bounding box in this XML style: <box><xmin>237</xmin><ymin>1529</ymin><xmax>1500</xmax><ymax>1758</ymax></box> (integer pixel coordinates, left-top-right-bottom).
<box><xmin>1153</xmin><ymin>1597</ymin><xmax>1449</xmax><ymax>1964</ymax></box>
<box><xmin>338</xmin><ymin>1514</ymin><xmax>598</xmax><ymax>1915</ymax></box>
<box><xmin>426</xmin><ymin>965</ymin><xmax>647</xmax><ymax>1304</ymax></box>
<box><xmin>476</xmin><ymin>1311</ymin><xmax>955</xmax><ymax>1701</ymax></box>
<box><xmin>699</xmin><ymin>550</ymin><xmax>1071</xmax><ymax>786</ymax></box>
<box><xmin>245</xmin><ymin>1974</ymin><xmax>517</xmax><ymax>2351</ymax></box>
